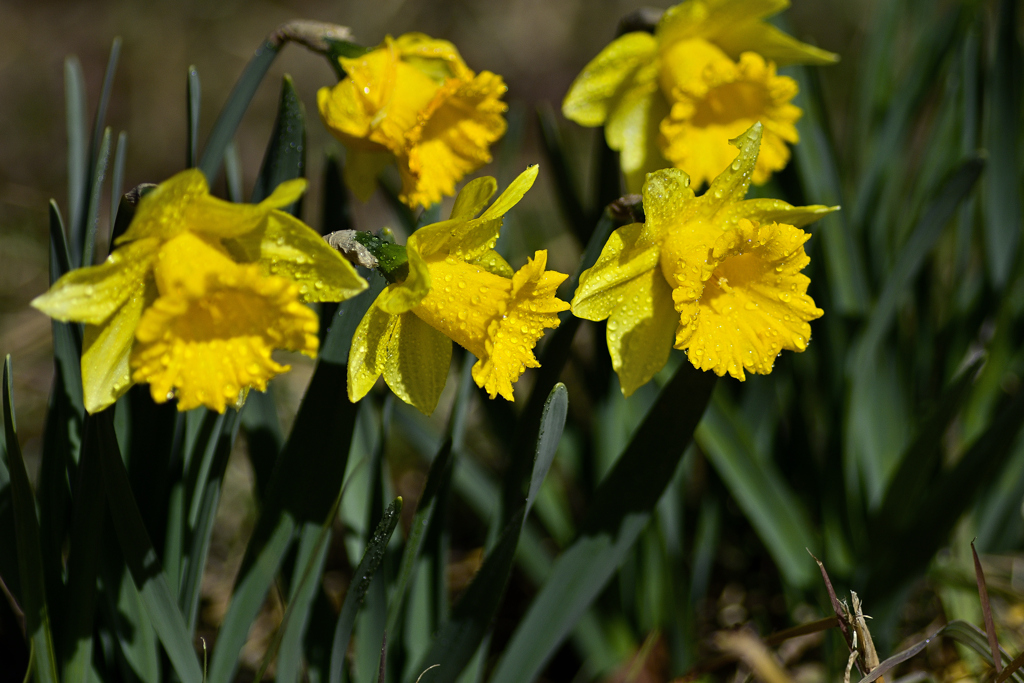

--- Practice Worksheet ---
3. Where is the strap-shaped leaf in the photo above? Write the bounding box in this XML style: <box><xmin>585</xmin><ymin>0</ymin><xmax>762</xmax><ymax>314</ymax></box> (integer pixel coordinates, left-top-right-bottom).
<box><xmin>99</xmin><ymin>409</ymin><xmax>202</xmax><ymax>683</ymax></box>
<box><xmin>413</xmin><ymin>384</ymin><xmax>569</xmax><ymax>683</ymax></box>
<box><xmin>79</xmin><ymin>36</ymin><xmax>120</xmax><ymax>266</ymax></box>
<box><xmin>110</xmin><ymin>132</ymin><xmax>128</xmax><ymax>233</ymax></box>
<box><xmin>198</xmin><ymin>40</ymin><xmax>281</xmax><ymax>181</ymax></box>
<box><xmin>536</xmin><ymin>103</ymin><xmax>588</xmax><ymax>243</ymax></box>
<box><xmin>852</xmin><ymin>156</ymin><xmax>984</xmax><ymax>370</ymax></box>
<box><xmin>982</xmin><ymin>0</ymin><xmax>1022</xmax><ymax>287</ymax></box>
<box><xmin>386</xmin><ymin>438</ymin><xmax>454</xmax><ymax>636</ymax></box>
<box><xmin>239</xmin><ymin>389</ymin><xmax>283</xmax><ymax>501</ymax></box>
<box><xmin>488</xmin><ymin>363</ymin><xmax>716</xmax><ymax>683</ymax></box>
<box><xmin>65</xmin><ymin>56</ymin><xmax>87</xmax><ymax>264</ymax></box>
<box><xmin>81</xmin><ymin>127</ymin><xmax>111</xmax><ymax>268</ymax></box>
<box><xmin>328</xmin><ymin>498</ymin><xmax>404</xmax><ymax>683</ymax></box>
<box><xmin>208</xmin><ymin>281</ymin><xmax>376</xmax><ymax>683</ymax></box>
<box><xmin>849</xmin><ymin>4</ymin><xmax>964</xmax><ymax>239</ymax></box>
<box><xmin>180</xmin><ymin>412</ymin><xmax>238</xmax><ymax>633</ymax></box>
<box><xmin>867</xmin><ymin>385</ymin><xmax>1024</xmax><ymax>595</ymax></box>
<box><xmin>251</xmin><ymin>75</ymin><xmax>305</xmax><ymax>210</ymax></box>
<box><xmin>38</xmin><ymin>201</ymin><xmax>83</xmax><ymax>641</ymax></box>
<box><xmin>61</xmin><ymin>413</ymin><xmax>110</xmax><ymax>683</ymax></box>
<box><xmin>697</xmin><ymin>396</ymin><xmax>817</xmax><ymax>588</ymax></box>
<box><xmin>3</xmin><ymin>357</ymin><xmax>59</xmax><ymax>683</ymax></box>
<box><xmin>187</xmin><ymin>66</ymin><xmax>201</xmax><ymax>168</ymax></box>
<box><xmin>318</xmin><ymin>154</ymin><xmax>352</xmax><ymax>339</ymax></box>
<box><xmin>499</xmin><ymin>209</ymin><xmax>619</xmax><ymax>528</ymax></box>
<box><xmin>871</xmin><ymin>359</ymin><xmax>982</xmax><ymax>536</ymax></box>
<box><xmin>790</xmin><ymin>64</ymin><xmax>868</xmax><ymax>315</ymax></box>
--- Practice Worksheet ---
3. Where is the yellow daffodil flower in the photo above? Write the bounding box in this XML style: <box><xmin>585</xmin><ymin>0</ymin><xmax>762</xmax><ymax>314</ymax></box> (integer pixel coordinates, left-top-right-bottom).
<box><xmin>32</xmin><ymin>169</ymin><xmax>367</xmax><ymax>413</ymax></box>
<box><xmin>562</xmin><ymin>0</ymin><xmax>837</xmax><ymax>191</ymax></box>
<box><xmin>348</xmin><ymin>166</ymin><xmax>570</xmax><ymax>415</ymax></box>
<box><xmin>318</xmin><ymin>33</ymin><xmax>508</xmax><ymax>209</ymax></box>
<box><xmin>572</xmin><ymin>123</ymin><xmax>835</xmax><ymax>395</ymax></box>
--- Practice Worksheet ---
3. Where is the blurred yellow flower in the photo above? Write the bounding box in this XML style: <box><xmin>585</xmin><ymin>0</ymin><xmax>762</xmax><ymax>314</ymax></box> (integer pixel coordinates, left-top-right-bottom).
<box><xmin>348</xmin><ymin>166</ymin><xmax>570</xmax><ymax>415</ymax></box>
<box><xmin>571</xmin><ymin>123</ymin><xmax>834</xmax><ymax>395</ymax></box>
<box><xmin>562</xmin><ymin>0</ymin><xmax>836</xmax><ymax>191</ymax></box>
<box><xmin>32</xmin><ymin>169</ymin><xmax>367</xmax><ymax>413</ymax></box>
<box><xmin>318</xmin><ymin>33</ymin><xmax>508</xmax><ymax>209</ymax></box>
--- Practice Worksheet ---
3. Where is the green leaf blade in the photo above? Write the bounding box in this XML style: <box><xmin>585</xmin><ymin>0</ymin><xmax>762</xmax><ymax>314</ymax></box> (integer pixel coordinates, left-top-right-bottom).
<box><xmin>3</xmin><ymin>357</ymin><xmax>59</xmax><ymax>683</ymax></box>
<box><xmin>488</xmin><ymin>363</ymin><xmax>715</xmax><ymax>683</ymax></box>
<box><xmin>98</xmin><ymin>410</ymin><xmax>203</xmax><ymax>683</ymax></box>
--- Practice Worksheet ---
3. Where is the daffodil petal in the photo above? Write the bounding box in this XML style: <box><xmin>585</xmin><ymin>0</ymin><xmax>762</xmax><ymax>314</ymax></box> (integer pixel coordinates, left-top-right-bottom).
<box><xmin>31</xmin><ymin>238</ymin><xmax>159</xmax><ymax>325</ymax></box>
<box><xmin>410</xmin><ymin>167</ymin><xmax>537</xmax><ymax>264</ymax></box>
<box><xmin>655</xmin><ymin>1</ymin><xmax>710</xmax><ymax>48</ymax></box>
<box><xmin>572</xmin><ymin>222</ymin><xmax>661</xmax><ymax>321</ymax></box>
<box><xmin>717</xmin><ymin>199</ymin><xmax>838</xmax><ymax>229</ymax></box>
<box><xmin>383</xmin><ymin>311</ymin><xmax>452</xmax><ymax>415</ymax></box>
<box><xmin>404</xmin><ymin>218</ymin><xmax>462</xmax><ymax>261</ymax></box>
<box><xmin>479</xmin><ymin>165</ymin><xmax>538</xmax><ymax>221</ymax></box>
<box><xmin>221</xmin><ymin>212</ymin><xmax>367</xmax><ymax>303</ymax></box>
<box><xmin>706</xmin><ymin>0</ymin><xmax>789</xmax><ymax>20</ymax></box>
<box><xmin>606</xmin><ymin>268</ymin><xmax>677</xmax><ymax>397</ymax></box>
<box><xmin>260</xmin><ymin>178</ymin><xmax>307</xmax><ymax>210</ymax></box>
<box><xmin>80</xmin><ymin>279</ymin><xmax>151</xmax><ymax>413</ymax></box>
<box><xmin>562</xmin><ymin>32</ymin><xmax>658</xmax><ymax>127</ymax></box>
<box><xmin>189</xmin><ymin>194</ymin><xmax>285</xmax><ymax>239</ymax></box>
<box><xmin>401</xmin><ymin>71</ymin><xmax>508</xmax><ymax>209</ymax></box>
<box><xmin>606</xmin><ymin>76</ymin><xmax>672</xmax><ymax>194</ymax></box>
<box><xmin>450</xmin><ymin>176</ymin><xmax>498</xmax><ymax>220</ymax></box>
<box><xmin>377</xmin><ymin>241</ymin><xmax>431</xmax><ymax>314</ymax></box>
<box><xmin>698</xmin><ymin>122</ymin><xmax>761</xmax><ymax>216</ymax></box>
<box><xmin>660</xmin><ymin>0</ymin><xmax>789</xmax><ymax>43</ymax></box>
<box><xmin>715</xmin><ymin>19</ymin><xmax>839</xmax><ymax>66</ymax></box>
<box><xmin>658</xmin><ymin>0</ymin><xmax>830</xmax><ymax>67</ymax></box>
<box><xmin>641</xmin><ymin>168</ymin><xmax>696</xmax><ymax>241</ymax></box>
<box><xmin>394</xmin><ymin>32</ymin><xmax>472</xmax><ymax>80</ymax></box>
<box><xmin>317</xmin><ymin>81</ymin><xmax>378</xmax><ymax>149</ymax></box>
<box><xmin>348</xmin><ymin>288</ymin><xmax>399</xmax><ymax>403</ymax></box>
<box><xmin>468</xmin><ymin>249</ymin><xmax>514</xmax><ymax>278</ymax></box>
<box><xmin>116</xmin><ymin>170</ymin><xmax>208</xmax><ymax>243</ymax></box>
<box><xmin>338</xmin><ymin>40</ymin><xmax>439</xmax><ymax>151</ymax></box>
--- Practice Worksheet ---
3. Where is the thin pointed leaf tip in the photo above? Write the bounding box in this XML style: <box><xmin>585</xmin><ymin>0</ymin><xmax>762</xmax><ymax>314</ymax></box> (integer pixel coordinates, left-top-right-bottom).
<box><xmin>318</xmin><ymin>33</ymin><xmax>508</xmax><ymax>209</ymax></box>
<box><xmin>571</xmin><ymin>123</ymin><xmax>837</xmax><ymax>394</ymax></box>
<box><xmin>347</xmin><ymin>166</ymin><xmax>570</xmax><ymax>415</ymax></box>
<box><xmin>562</xmin><ymin>0</ymin><xmax>837</xmax><ymax>191</ymax></box>
<box><xmin>31</xmin><ymin>169</ymin><xmax>367</xmax><ymax>413</ymax></box>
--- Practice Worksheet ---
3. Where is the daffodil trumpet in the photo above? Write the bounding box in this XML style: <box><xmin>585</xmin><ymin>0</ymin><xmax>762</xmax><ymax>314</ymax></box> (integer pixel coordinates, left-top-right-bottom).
<box><xmin>562</xmin><ymin>0</ymin><xmax>837</xmax><ymax>191</ymax></box>
<box><xmin>32</xmin><ymin>169</ymin><xmax>368</xmax><ymax>414</ymax></box>
<box><xmin>346</xmin><ymin>166</ymin><xmax>571</xmax><ymax>415</ymax></box>
<box><xmin>571</xmin><ymin>122</ymin><xmax>836</xmax><ymax>396</ymax></box>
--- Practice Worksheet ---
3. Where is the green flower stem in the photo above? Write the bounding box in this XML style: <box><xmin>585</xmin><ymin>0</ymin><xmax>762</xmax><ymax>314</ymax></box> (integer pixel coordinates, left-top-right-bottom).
<box><xmin>197</xmin><ymin>21</ymin><xmax>354</xmax><ymax>182</ymax></box>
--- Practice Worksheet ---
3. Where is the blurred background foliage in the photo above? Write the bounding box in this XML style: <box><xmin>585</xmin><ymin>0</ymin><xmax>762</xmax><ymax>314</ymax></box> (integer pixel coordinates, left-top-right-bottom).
<box><xmin>3</xmin><ymin>1</ymin><xmax>1024</xmax><ymax>683</ymax></box>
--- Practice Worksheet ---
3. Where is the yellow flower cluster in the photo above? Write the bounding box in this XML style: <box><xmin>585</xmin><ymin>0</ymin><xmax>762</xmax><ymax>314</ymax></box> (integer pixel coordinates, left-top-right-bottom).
<box><xmin>32</xmin><ymin>11</ymin><xmax>838</xmax><ymax>417</ymax></box>
<box><xmin>32</xmin><ymin>170</ymin><xmax>367</xmax><ymax>413</ymax></box>
<box><xmin>562</xmin><ymin>0</ymin><xmax>837</xmax><ymax>191</ymax></box>
<box><xmin>572</xmin><ymin>124</ymin><xmax>834</xmax><ymax>395</ymax></box>
<box><xmin>318</xmin><ymin>33</ymin><xmax>508</xmax><ymax>209</ymax></box>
